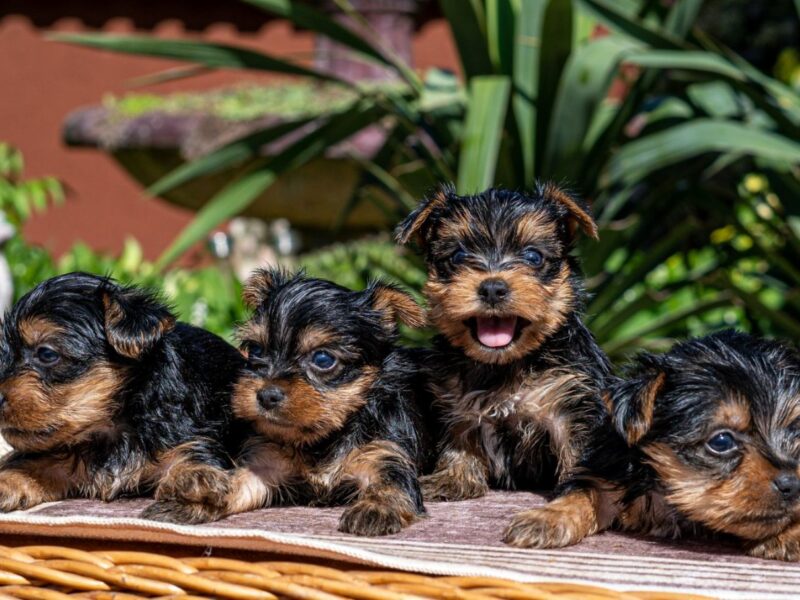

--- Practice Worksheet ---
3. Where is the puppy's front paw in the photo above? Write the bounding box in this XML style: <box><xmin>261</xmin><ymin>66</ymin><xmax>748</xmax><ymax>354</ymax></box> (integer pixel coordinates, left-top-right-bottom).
<box><xmin>338</xmin><ymin>501</ymin><xmax>416</xmax><ymax>536</ymax></box>
<box><xmin>140</xmin><ymin>500</ymin><xmax>225</xmax><ymax>525</ymax></box>
<box><xmin>421</xmin><ymin>470</ymin><xmax>488</xmax><ymax>502</ymax></box>
<box><xmin>155</xmin><ymin>465</ymin><xmax>231</xmax><ymax>507</ymax></box>
<box><xmin>749</xmin><ymin>536</ymin><xmax>800</xmax><ymax>561</ymax></box>
<box><xmin>0</xmin><ymin>471</ymin><xmax>45</xmax><ymax>512</ymax></box>
<box><xmin>503</xmin><ymin>507</ymin><xmax>588</xmax><ymax>549</ymax></box>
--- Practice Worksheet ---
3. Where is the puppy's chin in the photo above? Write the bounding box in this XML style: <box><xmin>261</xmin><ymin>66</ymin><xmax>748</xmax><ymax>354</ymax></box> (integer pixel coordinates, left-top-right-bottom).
<box><xmin>242</xmin><ymin>399</ymin><xmax>358</xmax><ymax>447</ymax></box>
<box><xmin>250</xmin><ymin>412</ymin><xmax>323</xmax><ymax>446</ymax></box>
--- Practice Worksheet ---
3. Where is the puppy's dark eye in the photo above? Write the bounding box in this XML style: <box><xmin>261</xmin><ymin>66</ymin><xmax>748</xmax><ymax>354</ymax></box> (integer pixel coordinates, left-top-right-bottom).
<box><xmin>310</xmin><ymin>350</ymin><xmax>336</xmax><ymax>370</ymax></box>
<box><xmin>522</xmin><ymin>248</ymin><xmax>544</xmax><ymax>267</ymax></box>
<box><xmin>246</xmin><ymin>343</ymin><xmax>265</xmax><ymax>360</ymax></box>
<box><xmin>706</xmin><ymin>431</ymin><xmax>739</xmax><ymax>455</ymax></box>
<box><xmin>450</xmin><ymin>250</ymin><xmax>467</xmax><ymax>265</ymax></box>
<box><xmin>35</xmin><ymin>346</ymin><xmax>59</xmax><ymax>365</ymax></box>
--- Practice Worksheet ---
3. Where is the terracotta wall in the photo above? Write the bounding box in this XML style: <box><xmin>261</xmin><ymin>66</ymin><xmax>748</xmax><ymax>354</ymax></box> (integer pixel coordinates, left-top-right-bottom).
<box><xmin>0</xmin><ymin>5</ymin><xmax>458</xmax><ymax>259</ymax></box>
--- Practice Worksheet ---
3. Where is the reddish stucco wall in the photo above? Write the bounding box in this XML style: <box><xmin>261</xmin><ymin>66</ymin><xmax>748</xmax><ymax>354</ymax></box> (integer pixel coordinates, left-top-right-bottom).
<box><xmin>0</xmin><ymin>8</ymin><xmax>458</xmax><ymax>259</ymax></box>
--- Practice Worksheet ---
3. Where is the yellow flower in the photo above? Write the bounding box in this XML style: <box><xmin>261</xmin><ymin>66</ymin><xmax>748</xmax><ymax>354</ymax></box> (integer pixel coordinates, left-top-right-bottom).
<box><xmin>743</xmin><ymin>174</ymin><xmax>767</xmax><ymax>194</ymax></box>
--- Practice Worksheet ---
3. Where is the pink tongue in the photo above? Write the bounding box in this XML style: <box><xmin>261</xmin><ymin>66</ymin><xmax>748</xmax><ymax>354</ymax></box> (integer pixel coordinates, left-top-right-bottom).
<box><xmin>476</xmin><ymin>317</ymin><xmax>517</xmax><ymax>348</ymax></box>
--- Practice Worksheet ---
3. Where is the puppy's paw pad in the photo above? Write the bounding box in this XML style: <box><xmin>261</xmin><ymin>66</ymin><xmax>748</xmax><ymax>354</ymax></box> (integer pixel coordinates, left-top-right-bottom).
<box><xmin>503</xmin><ymin>508</ymin><xmax>584</xmax><ymax>549</ymax></box>
<box><xmin>0</xmin><ymin>474</ymin><xmax>43</xmax><ymax>512</ymax></box>
<box><xmin>338</xmin><ymin>503</ymin><xmax>414</xmax><ymax>537</ymax></box>
<box><xmin>141</xmin><ymin>500</ymin><xmax>223</xmax><ymax>525</ymax></box>
<box><xmin>156</xmin><ymin>466</ymin><xmax>231</xmax><ymax>507</ymax></box>
<box><xmin>421</xmin><ymin>473</ymin><xmax>487</xmax><ymax>502</ymax></box>
<box><xmin>749</xmin><ymin>538</ymin><xmax>800</xmax><ymax>562</ymax></box>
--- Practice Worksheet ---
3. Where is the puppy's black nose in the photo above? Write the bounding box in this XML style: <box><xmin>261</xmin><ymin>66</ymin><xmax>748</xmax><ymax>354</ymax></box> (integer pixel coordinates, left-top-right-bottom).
<box><xmin>0</xmin><ymin>392</ymin><xmax>5</xmax><ymax>410</ymax></box>
<box><xmin>257</xmin><ymin>386</ymin><xmax>285</xmax><ymax>410</ymax></box>
<box><xmin>773</xmin><ymin>472</ymin><xmax>800</xmax><ymax>502</ymax></box>
<box><xmin>478</xmin><ymin>278</ymin><xmax>510</xmax><ymax>306</ymax></box>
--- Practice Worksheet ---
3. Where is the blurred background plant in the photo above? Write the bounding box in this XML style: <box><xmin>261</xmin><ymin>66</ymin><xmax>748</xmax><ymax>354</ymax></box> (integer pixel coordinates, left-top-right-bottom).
<box><xmin>8</xmin><ymin>0</ymin><xmax>800</xmax><ymax>356</ymax></box>
<box><xmin>1</xmin><ymin>143</ymin><xmax>247</xmax><ymax>337</ymax></box>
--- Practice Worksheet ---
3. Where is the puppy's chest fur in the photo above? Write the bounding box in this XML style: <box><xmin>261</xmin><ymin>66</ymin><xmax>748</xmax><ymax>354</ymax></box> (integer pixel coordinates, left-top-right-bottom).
<box><xmin>237</xmin><ymin>439</ymin><xmax>370</xmax><ymax>505</ymax></box>
<box><xmin>433</xmin><ymin>364</ymin><xmax>595</xmax><ymax>487</ymax></box>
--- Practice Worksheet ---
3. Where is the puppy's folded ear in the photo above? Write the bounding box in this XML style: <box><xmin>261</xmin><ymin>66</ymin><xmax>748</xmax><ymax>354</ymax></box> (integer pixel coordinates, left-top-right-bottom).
<box><xmin>395</xmin><ymin>185</ymin><xmax>453</xmax><ymax>249</ymax></box>
<box><xmin>242</xmin><ymin>268</ymin><xmax>291</xmax><ymax>309</ymax></box>
<box><xmin>543</xmin><ymin>183</ymin><xmax>599</xmax><ymax>242</ymax></box>
<box><xmin>103</xmin><ymin>287</ymin><xmax>176</xmax><ymax>360</ymax></box>
<box><xmin>366</xmin><ymin>282</ymin><xmax>427</xmax><ymax>332</ymax></box>
<box><xmin>608</xmin><ymin>366</ymin><xmax>666</xmax><ymax>445</ymax></box>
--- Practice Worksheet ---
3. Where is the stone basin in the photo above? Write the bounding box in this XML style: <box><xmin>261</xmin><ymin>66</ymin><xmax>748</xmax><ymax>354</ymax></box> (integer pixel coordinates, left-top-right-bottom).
<box><xmin>63</xmin><ymin>103</ymin><xmax>398</xmax><ymax>232</ymax></box>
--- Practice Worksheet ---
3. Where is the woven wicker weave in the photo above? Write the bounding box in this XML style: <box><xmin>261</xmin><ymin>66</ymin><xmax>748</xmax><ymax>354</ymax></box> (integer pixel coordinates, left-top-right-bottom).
<box><xmin>0</xmin><ymin>545</ymin><xmax>713</xmax><ymax>600</ymax></box>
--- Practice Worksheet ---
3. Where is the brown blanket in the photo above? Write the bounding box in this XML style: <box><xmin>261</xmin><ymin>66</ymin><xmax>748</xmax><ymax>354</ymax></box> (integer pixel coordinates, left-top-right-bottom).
<box><xmin>0</xmin><ymin>491</ymin><xmax>796</xmax><ymax>599</ymax></box>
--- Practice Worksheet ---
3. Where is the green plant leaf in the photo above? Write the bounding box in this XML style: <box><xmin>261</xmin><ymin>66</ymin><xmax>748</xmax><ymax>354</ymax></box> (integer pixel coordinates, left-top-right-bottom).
<box><xmin>487</xmin><ymin>0</ymin><xmax>516</xmax><ymax>75</ymax></box>
<box><xmin>381</xmin><ymin>92</ymin><xmax>457</xmax><ymax>182</ymax></box>
<box><xmin>439</xmin><ymin>0</ymin><xmax>494</xmax><ymax>79</ymax></box>
<box><xmin>127</xmin><ymin>65</ymin><xmax>214</xmax><ymax>88</ymax></box>
<box><xmin>732</xmin><ymin>284</ymin><xmax>800</xmax><ymax>339</ymax></box>
<box><xmin>663</xmin><ymin>0</ymin><xmax>703</xmax><ymax>37</ymax></box>
<box><xmin>513</xmin><ymin>0</ymin><xmax>573</xmax><ymax>183</ymax></box>
<box><xmin>457</xmin><ymin>76</ymin><xmax>512</xmax><ymax>194</ymax></box>
<box><xmin>534</xmin><ymin>0</ymin><xmax>573</xmax><ymax>179</ymax></box>
<box><xmin>602</xmin><ymin>295</ymin><xmax>734</xmax><ymax>357</ymax></box>
<box><xmin>545</xmin><ymin>36</ymin><xmax>642</xmax><ymax>176</ymax></box>
<box><xmin>157</xmin><ymin>165</ymin><xmax>275</xmax><ymax>271</ymax></box>
<box><xmin>608</xmin><ymin>120</ymin><xmax>800</xmax><ymax>186</ymax></box>
<box><xmin>577</xmin><ymin>0</ymin><xmax>703</xmax><ymax>187</ymax></box>
<box><xmin>588</xmin><ymin>218</ymin><xmax>697</xmax><ymax>317</ymax></box>
<box><xmin>156</xmin><ymin>102</ymin><xmax>386</xmax><ymax>268</ymax></box>
<box><xmin>147</xmin><ymin>116</ymin><xmax>317</xmax><ymax>197</ymax></box>
<box><xmin>576</xmin><ymin>0</ymin><xmax>688</xmax><ymax>50</ymax></box>
<box><xmin>350</xmin><ymin>156</ymin><xmax>418</xmax><ymax>213</ymax></box>
<box><xmin>51</xmin><ymin>34</ymin><xmax>348</xmax><ymax>85</ymax></box>
<box><xmin>621</xmin><ymin>50</ymin><xmax>746</xmax><ymax>80</ymax></box>
<box><xmin>512</xmin><ymin>0</ymin><xmax>546</xmax><ymax>184</ymax></box>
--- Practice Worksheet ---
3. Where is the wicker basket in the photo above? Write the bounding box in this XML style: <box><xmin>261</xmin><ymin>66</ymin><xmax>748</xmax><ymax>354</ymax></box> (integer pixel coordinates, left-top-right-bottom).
<box><xmin>0</xmin><ymin>545</ymin><xmax>712</xmax><ymax>599</ymax></box>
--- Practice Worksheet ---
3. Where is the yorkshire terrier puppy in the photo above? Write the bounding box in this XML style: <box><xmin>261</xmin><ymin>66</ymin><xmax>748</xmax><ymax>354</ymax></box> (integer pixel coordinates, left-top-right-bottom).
<box><xmin>170</xmin><ymin>270</ymin><xmax>432</xmax><ymax>535</ymax></box>
<box><xmin>519</xmin><ymin>331</ymin><xmax>800</xmax><ymax>561</ymax></box>
<box><xmin>0</xmin><ymin>272</ymin><xmax>245</xmax><ymax>520</ymax></box>
<box><xmin>396</xmin><ymin>184</ymin><xmax>611</xmax><ymax>547</ymax></box>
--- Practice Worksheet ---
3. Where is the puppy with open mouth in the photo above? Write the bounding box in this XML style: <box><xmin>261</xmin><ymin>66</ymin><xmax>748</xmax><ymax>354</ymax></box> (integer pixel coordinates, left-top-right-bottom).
<box><xmin>397</xmin><ymin>183</ymin><xmax>611</xmax><ymax>547</ymax></box>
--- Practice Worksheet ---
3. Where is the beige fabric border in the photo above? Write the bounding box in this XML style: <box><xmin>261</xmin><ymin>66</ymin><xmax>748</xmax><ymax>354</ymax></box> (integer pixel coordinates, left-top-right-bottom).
<box><xmin>0</xmin><ymin>511</ymin><xmax>792</xmax><ymax>600</ymax></box>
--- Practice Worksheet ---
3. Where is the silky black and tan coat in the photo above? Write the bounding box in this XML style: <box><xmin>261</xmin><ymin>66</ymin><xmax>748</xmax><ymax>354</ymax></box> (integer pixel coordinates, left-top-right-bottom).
<box><xmin>397</xmin><ymin>184</ymin><xmax>612</xmax><ymax>547</ymax></box>
<box><xmin>520</xmin><ymin>331</ymin><xmax>800</xmax><ymax>561</ymax></box>
<box><xmin>166</xmin><ymin>270</ymin><xmax>433</xmax><ymax>536</ymax></box>
<box><xmin>0</xmin><ymin>272</ymin><xmax>245</xmax><ymax>520</ymax></box>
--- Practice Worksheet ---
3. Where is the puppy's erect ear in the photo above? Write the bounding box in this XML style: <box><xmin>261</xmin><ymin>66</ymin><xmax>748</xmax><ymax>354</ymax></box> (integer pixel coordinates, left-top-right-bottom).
<box><xmin>367</xmin><ymin>282</ymin><xmax>427</xmax><ymax>331</ymax></box>
<box><xmin>102</xmin><ymin>287</ymin><xmax>176</xmax><ymax>360</ymax></box>
<box><xmin>543</xmin><ymin>183</ymin><xmax>599</xmax><ymax>242</ymax></box>
<box><xmin>395</xmin><ymin>185</ymin><xmax>453</xmax><ymax>249</ymax></box>
<box><xmin>609</xmin><ymin>369</ymin><xmax>666</xmax><ymax>445</ymax></box>
<box><xmin>243</xmin><ymin>269</ymin><xmax>274</xmax><ymax>309</ymax></box>
<box><xmin>242</xmin><ymin>268</ymin><xmax>291</xmax><ymax>309</ymax></box>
